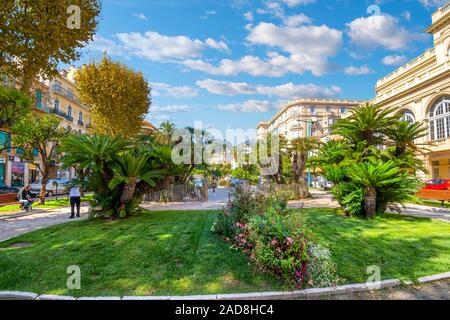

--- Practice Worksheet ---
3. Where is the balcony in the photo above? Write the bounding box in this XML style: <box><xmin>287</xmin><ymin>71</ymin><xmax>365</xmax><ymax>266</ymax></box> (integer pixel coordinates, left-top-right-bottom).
<box><xmin>49</xmin><ymin>108</ymin><xmax>71</xmax><ymax>121</ymax></box>
<box><xmin>52</xmin><ymin>84</ymin><xmax>78</xmax><ymax>104</ymax></box>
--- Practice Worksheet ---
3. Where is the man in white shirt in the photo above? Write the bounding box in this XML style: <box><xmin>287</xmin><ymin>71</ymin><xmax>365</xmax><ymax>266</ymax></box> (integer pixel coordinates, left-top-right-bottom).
<box><xmin>69</xmin><ymin>186</ymin><xmax>81</xmax><ymax>219</ymax></box>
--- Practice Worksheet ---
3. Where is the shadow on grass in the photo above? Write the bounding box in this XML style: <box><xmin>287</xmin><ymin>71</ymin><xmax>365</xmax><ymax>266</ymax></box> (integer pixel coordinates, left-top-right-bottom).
<box><xmin>0</xmin><ymin>210</ymin><xmax>283</xmax><ymax>297</ymax></box>
<box><xmin>301</xmin><ymin>208</ymin><xmax>450</xmax><ymax>284</ymax></box>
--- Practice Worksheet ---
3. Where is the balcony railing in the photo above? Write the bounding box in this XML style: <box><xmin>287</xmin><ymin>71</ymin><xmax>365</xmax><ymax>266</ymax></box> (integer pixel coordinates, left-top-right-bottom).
<box><xmin>49</xmin><ymin>108</ymin><xmax>72</xmax><ymax>121</ymax></box>
<box><xmin>52</xmin><ymin>84</ymin><xmax>78</xmax><ymax>103</ymax></box>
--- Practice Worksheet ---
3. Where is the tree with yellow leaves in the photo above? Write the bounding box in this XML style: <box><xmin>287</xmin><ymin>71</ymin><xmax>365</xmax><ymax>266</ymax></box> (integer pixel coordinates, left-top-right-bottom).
<box><xmin>0</xmin><ymin>0</ymin><xmax>101</xmax><ymax>93</ymax></box>
<box><xmin>75</xmin><ymin>56</ymin><xmax>151</xmax><ymax>138</ymax></box>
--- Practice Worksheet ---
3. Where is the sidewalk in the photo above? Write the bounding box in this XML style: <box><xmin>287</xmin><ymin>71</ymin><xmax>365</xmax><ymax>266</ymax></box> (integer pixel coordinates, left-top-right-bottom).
<box><xmin>0</xmin><ymin>205</ymin><xmax>89</xmax><ymax>242</ymax></box>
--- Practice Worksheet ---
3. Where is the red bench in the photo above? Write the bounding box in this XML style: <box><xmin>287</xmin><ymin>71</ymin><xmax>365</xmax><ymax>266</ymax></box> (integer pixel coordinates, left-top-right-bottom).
<box><xmin>416</xmin><ymin>189</ymin><xmax>450</xmax><ymax>207</ymax></box>
<box><xmin>0</xmin><ymin>193</ymin><xmax>19</xmax><ymax>205</ymax></box>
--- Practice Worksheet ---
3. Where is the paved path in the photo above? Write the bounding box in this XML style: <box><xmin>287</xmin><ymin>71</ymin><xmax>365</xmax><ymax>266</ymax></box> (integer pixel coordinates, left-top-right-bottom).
<box><xmin>2</xmin><ymin>188</ymin><xmax>449</xmax><ymax>243</ymax></box>
<box><xmin>308</xmin><ymin>279</ymin><xmax>450</xmax><ymax>300</ymax></box>
<box><xmin>0</xmin><ymin>205</ymin><xmax>89</xmax><ymax>242</ymax></box>
<box><xmin>394</xmin><ymin>203</ymin><xmax>450</xmax><ymax>222</ymax></box>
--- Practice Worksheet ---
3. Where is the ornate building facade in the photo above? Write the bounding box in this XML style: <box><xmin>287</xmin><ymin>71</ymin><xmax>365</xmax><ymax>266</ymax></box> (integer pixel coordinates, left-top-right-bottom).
<box><xmin>257</xmin><ymin>99</ymin><xmax>364</xmax><ymax>142</ymax></box>
<box><xmin>372</xmin><ymin>2</ymin><xmax>450</xmax><ymax>180</ymax></box>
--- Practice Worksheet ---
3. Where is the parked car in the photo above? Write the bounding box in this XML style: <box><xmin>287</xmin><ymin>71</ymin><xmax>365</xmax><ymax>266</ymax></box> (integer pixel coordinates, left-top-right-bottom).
<box><xmin>0</xmin><ymin>184</ymin><xmax>20</xmax><ymax>195</ymax></box>
<box><xmin>323</xmin><ymin>180</ymin><xmax>335</xmax><ymax>191</ymax></box>
<box><xmin>30</xmin><ymin>179</ymin><xmax>70</xmax><ymax>197</ymax></box>
<box><xmin>0</xmin><ymin>184</ymin><xmax>38</xmax><ymax>197</ymax></box>
<box><xmin>423</xmin><ymin>179</ymin><xmax>450</xmax><ymax>190</ymax></box>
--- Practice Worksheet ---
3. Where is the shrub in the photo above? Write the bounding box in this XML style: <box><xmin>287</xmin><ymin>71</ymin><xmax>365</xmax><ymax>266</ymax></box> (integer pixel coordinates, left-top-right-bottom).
<box><xmin>249</xmin><ymin>212</ymin><xmax>309</xmax><ymax>287</ymax></box>
<box><xmin>212</xmin><ymin>187</ymin><xmax>339</xmax><ymax>289</ymax></box>
<box><xmin>305</xmin><ymin>243</ymin><xmax>339</xmax><ymax>288</ymax></box>
<box><xmin>218</xmin><ymin>179</ymin><xmax>230</xmax><ymax>187</ymax></box>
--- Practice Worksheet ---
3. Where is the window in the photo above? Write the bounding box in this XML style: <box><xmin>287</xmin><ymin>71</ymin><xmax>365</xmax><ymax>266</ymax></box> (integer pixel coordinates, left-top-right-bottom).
<box><xmin>429</xmin><ymin>97</ymin><xmax>450</xmax><ymax>140</ymax></box>
<box><xmin>340</xmin><ymin>107</ymin><xmax>346</xmax><ymax>114</ymax></box>
<box><xmin>78</xmin><ymin>111</ymin><xmax>83</xmax><ymax>123</ymax></box>
<box><xmin>67</xmin><ymin>106</ymin><xmax>72</xmax><ymax>118</ymax></box>
<box><xmin>326</xmin><ymin>106</ymin><xmax>331</xmax><ymax>112</ymax></box>
<box><xmin>400</xmin><ymin>110</ymin><xmax>415</xmax><ymax>123</ymax></box>
<box><xmin>310</xmin><ymin>106</ymin><xmax>316</xmax><ymax>115</ymax></box>
<box><xmin>35</xmin><ymin>90</ymin><xmax>42</xmax><ymax>109</ymax></box>
<box><xmin>54</xmin><ymin>99</ymin><xmax>59</xmax><ymax>112</ymax></box>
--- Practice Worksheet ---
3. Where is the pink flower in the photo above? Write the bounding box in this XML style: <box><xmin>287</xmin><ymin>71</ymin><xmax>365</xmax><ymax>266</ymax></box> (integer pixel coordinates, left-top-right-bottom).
<box><xmin>286</xmin><ymin>237</ymin><xmax>294</xmax><ymax>245</ymax></box>
<box><xmin>295</xmin><ymin>271</ymin><xmax>301</xmax><ymax>278</ymax></box>
<box><xmin>271</xmin><ymin>239</ymin><xmax>278</xmax><ymax>246</ymax></box>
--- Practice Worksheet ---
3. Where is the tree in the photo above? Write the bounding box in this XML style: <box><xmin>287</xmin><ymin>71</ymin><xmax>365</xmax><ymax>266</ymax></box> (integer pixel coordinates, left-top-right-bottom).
<box><xmin>289</xmin><ymin>137</ymin><xmax>319</xmax><ymax>183</ymax></box>
<box><xmin>13</xmin><ymin>115</ymin><xmax>70</xmax><ymax>204</ymax></box>
<box><xmin>157</xmin><ymin>121</ymin><xmax>176</xmax><ymax>145</ymax></box>
<box><xmin>0</xmin><ymin>0</ymin><xmax>101</xmax><ymax>93</ymax></box>
<box><xmin>348</xmin><ymin>160</ymin><xmax>404</xmax><ymax>218</ymax></box>
<box><xmin>61</xmin><ymin>134</ymin><xmax>166</xmax><ymax>219</ymax></box>
<box><xmin>75</xmin><ymin>56</ymin><xmax>151</xmax><ymax>137</ymax></box>
<box><xmin>317</xmin><ymin>104</ymin><xmax>427</xmax><ymax>218</ymax></box>
<box><xmin>0</xmin><ymin>85</ymin><xmax>32</xmax><ymax>129</ymax></box>
<box><xmin>333</xmin><ymin>103</ymin><xmax>398</xmax><ymax>147</ymax></box>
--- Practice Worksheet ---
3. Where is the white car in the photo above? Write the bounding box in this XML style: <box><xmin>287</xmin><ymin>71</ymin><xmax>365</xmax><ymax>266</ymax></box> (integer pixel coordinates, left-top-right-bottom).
<box><xmin>30</xmin><ymin>179</ymin><xmax>70</xmax><ymax>197</ymax></box>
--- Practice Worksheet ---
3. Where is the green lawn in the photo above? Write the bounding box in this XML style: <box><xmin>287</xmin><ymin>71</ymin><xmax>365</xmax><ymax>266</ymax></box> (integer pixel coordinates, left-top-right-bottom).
<box><xmin>0</xmin><ymin>208</ymin><xmax>449</xmax><ymax>296</ymax></box>
<box><xmin>0</xmin><ymin>195</ymin><xmax>93</xmax><ymax>214</ymax></box>
<box><xmin>0</xmin><ymin>210</ymin><xmax>281</xmax><ymax>296</ymax></box>
<box><xmin>302</xmin><ymin>209</ymin><xmax>450</xmax><ymax>283</ymax></box>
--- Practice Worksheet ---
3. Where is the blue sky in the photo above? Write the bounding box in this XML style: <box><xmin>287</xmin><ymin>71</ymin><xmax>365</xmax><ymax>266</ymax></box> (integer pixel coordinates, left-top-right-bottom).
<box><xmin>76</xmin><ymin>0</ymin><xmax>448</xmax><ymax>134</ymax></box>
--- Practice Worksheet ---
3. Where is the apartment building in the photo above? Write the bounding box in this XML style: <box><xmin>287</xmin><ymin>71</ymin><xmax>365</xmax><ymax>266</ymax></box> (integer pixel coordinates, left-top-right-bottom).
<box><xmin>257</xmin><ymin>99</ymin><xmax>364</xmax><ymax>142</ymax></box>
<box><xmin>372</xmin><ymin>2</ymin><xmax>450</xmax><ymax>180</ymax></box>
<box><xmin>0</xmin><ymin>67</ymin><xmax>92</xmax><ymax>187</ymax></box>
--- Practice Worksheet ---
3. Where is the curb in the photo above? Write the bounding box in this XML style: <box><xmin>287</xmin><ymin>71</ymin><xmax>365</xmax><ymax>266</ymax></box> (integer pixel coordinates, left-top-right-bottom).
<box><xmin>417</xmin><ymin>271</ymin><xmax>450</xmax><ymax>283</ymax></box>
<box><xmin>0</xmin><ymin>273</ymin><xmax>448</xmax><ymax>300</ymax></box>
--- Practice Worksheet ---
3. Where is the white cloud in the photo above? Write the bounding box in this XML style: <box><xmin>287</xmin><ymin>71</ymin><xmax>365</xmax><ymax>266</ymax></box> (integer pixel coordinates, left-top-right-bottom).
<box><xmin>283</xmin><ymin>14</ymin><xmax>312</xmax><ymax>27</ymax></box>
<box><xmin>88</xmin><ymin>35</ymin><xmax>125</xmax><ymax>56</ymax></box>
<box><xmin>133</xmin><ymin>13</ymin><xmax>148</xmax><ymax>21</ymax></box>
<box><xmin>90</xmin><ymin>31</ymin><xmax>230</xmax><ymax>63</ymax></box>
<box><xmin>382</xmin><ymin>55</ymin><xmax>408</xmax><ymax>66</ymax></box>
<box><xmin>246</xmin><ymin>22</ymin><xmax>342</xmax><ymax>75</ymax></box>
<box><xmin>418</xmin><ymin>0</ymin><xmax>447</xmax><ymax>8</ymax></box>
<box><xmin>151</xmin><ymin>105</ymin><xmax>195</xmax><ymax>114</ymax></box>
<box><xmin>347</xmin><ymin>14</ymin><xmax>427</xmax><ymax>51</ymax></box>
<box><xmin>256</xmin><ymin>1</ymin><xmax>312</xmax><ymax>27</ymax></box>
<box><xmin>197</xmin><ymin>79</ymin><xmax>341</xmax><ymax>98</ymax></box>
<box><xmin>401</xmin><ymin>11</ymin><xmax>411</xmax><ymax>21</ymax></box>
<box><xmin>183</xmin><ymin>54</ymin><xmax>300</xmax><ymax>77</ymax></box>
<box><xmin>244</xmin><ymin>11</ymin><xmax>254</xmax><ymax>21</ymax></box>
<box><xmin>205</xmin><ymin>38</ymin><xmax>231</xmax><ymax>54</ymax></box>
<box><xmin>280</xmin><ymin>0</ymin><xmax>316</xmax><ymax>6</ymax></box>
<box><xmin>344</xmin><ymin>65</ymin><xmax>374</xmax><ymax>75</ymax></box>
<box><xmin>201</xmin><ymin>10</ymin><xmax>217</xmax><ymax>19</ymax></box>
<box><xmin>218</xmin><ymin>100</ymin><xmax>279</xmax><ymax>113</ymax></box>
<box><xmin>152</xmin><ymin>82</ymin><xmax>199</xmax><ymax>99</ymax></box>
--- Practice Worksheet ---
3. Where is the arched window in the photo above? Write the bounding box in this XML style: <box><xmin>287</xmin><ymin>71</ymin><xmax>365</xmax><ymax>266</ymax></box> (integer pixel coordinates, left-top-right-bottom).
<box><xmin>429</xmin><ymin>97</ymin><xmax>450</xmax><ymax>141</ymax></box>
<box><xmin>400</xmin><ymin>110</ymin><xmax>415</xmax><ymax>123</ymax></box>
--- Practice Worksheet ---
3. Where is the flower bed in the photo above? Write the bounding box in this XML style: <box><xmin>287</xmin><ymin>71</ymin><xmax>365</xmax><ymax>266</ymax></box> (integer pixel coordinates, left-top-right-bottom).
<box><xmin>211</xmin><ymin>187</ymin><xmax>338</xmax><ymax>289</ymax></box>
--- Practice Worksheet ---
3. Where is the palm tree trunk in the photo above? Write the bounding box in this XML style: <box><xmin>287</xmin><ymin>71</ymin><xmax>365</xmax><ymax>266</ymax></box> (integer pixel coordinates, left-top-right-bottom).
<box><xmin>364</xmin><ymin>187</ymin><xmax>377</xmax><ymax>218</ymax></box>
<box><xmin>120</xmin><ymin>177</ymin><xmax>138</xmax><ymax>205</ymax></box>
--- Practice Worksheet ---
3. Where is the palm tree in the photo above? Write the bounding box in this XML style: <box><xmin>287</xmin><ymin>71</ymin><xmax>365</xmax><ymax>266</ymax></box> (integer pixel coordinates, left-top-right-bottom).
<box><xmin>333</xmin><ymin>103</ymin><xmax>398</xmax><ymax>147</ymax></box>
<box><xmin>385</xmin><ymin>120</ymin><xmax>431</xmax><ymax>157</ymax></box>
<box><xmin>157</xmin><ymin>121</ymin><xmax>176</xmax><ymax>145</ymax></box>
<box><xmin>289</xmin><ymin>137</ymin><xmax>319</xmax><ymax>183</ymax></box>
<box><xmin>109</xmin><ymin>153</ymin><xmax>163</xmax><ymax>211</ymax></box>
<box><xmin>61</xmin><ymin>134</ymin><xmax>129</xmax><ymax>186</ymax></box>
<box><xmin>348</xmin><ymin>160</ymin><xmax>403</xmax><ymax>218</ymax></box>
